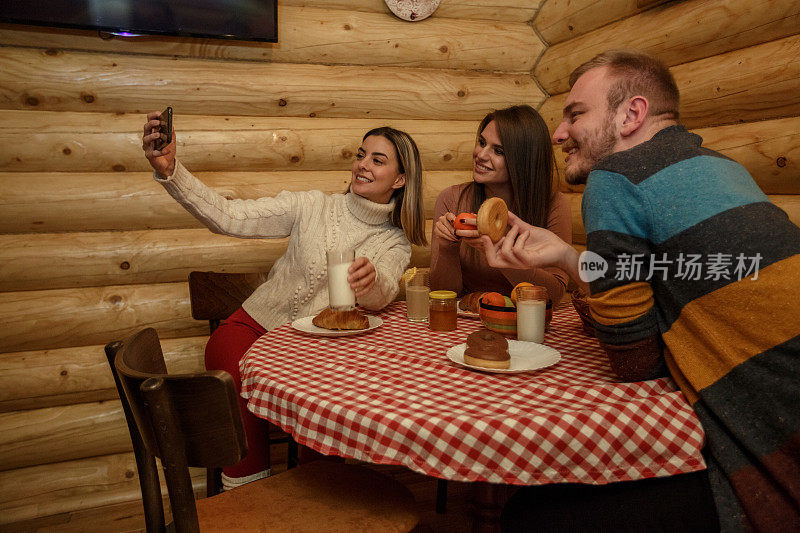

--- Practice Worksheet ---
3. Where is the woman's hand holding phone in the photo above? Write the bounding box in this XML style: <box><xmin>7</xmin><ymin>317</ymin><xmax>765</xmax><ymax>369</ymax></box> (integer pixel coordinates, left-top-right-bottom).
<box><xmin>142</xmin><ymin>109</ymin><xmax>176</xmax><ymax>179</ymax></box>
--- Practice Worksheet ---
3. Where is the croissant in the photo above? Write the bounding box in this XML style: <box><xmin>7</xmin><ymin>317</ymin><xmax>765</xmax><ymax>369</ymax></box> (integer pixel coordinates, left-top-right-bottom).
<box><xmin>459</xmin><ymin>292</ymin><xmax>485</xmax><ymax>313</ymax></box>
<box><xmin>312</xmin><ymin>307</ymin><xmax>369</xmax><ymax>330</ymax></box>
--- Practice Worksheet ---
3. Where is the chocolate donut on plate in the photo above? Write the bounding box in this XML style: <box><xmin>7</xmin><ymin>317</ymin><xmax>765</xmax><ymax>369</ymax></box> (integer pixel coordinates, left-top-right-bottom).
<box><xmin>464</xmin><ymin>328</ymin><xmax>510</xmax><ymax>369</ymax></box>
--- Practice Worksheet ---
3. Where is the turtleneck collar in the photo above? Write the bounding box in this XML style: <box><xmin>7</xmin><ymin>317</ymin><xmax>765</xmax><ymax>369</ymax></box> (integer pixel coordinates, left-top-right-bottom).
<box><xmin>345</xmin><ymin>188</ymin><xmax>396</xmax><ymax>225</ymax></box>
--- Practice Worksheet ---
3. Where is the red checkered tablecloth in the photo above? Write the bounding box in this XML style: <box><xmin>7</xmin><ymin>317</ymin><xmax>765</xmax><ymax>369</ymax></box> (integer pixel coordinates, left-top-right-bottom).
<box><xmin>240</xmin><ymin>302</ymin><xmax>706</xmax><ymax>485</ymax></box>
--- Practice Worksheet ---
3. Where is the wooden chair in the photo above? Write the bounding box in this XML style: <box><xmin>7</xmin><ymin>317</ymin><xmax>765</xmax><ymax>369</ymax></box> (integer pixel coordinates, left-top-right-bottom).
<box><xmin>188</xmin><ymin>271</ymin><xmax>267</xmax><ymax>334</ymax></box>
<box><xmin>187</xmin><ymin>271</ymin><xmax>298</xmax><ymax>496</ymax></box>
<box><xmin>106</xmin><ymin>328</ymin><xmax>419</xmax><ymax>533</ymax></box>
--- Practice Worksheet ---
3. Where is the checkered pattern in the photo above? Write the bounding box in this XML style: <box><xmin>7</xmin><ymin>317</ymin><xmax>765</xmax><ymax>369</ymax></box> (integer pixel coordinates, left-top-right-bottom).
<box><xmin>240</xmin><ymin>303</ymin><xmax>706</xmax><ymax>485</ymax></box>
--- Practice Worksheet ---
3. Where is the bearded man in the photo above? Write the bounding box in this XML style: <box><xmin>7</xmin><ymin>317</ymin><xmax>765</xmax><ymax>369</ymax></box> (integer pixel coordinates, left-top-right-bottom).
<box><xmin>488</xmin><ymin>50</ymin><xmax>800</xmax><ymax>532</ymax></box>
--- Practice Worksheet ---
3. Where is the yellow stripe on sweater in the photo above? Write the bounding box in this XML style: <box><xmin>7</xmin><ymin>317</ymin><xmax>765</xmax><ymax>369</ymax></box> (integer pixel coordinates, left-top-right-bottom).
<box><xmin>663</xmin><ymin>254</ymin><xmax>800</xmax><ymax>393</ymax></box>
<box><xmin>588</xmin><ymin>282</ymin><xmax>654</xmax><ymax>326</ymax></box>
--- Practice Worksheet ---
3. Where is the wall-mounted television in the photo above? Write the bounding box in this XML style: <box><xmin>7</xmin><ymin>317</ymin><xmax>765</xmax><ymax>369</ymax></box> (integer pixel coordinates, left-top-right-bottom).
<box><xmin>0</xmin><ymin>0</ymin><xmax>278</xmax><ymax>43</ymax></box>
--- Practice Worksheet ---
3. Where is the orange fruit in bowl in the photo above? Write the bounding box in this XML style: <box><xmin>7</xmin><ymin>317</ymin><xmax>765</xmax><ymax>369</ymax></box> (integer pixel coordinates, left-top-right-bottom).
<box><xmin>510</xmin><ymin>282</ymin><xmax>534</xmax><ymax>305</ymax></box>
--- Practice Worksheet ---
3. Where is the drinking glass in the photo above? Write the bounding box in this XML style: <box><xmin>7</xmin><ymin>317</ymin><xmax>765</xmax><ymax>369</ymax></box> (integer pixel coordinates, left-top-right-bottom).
<box><xmin>516</xmin><ymin>285</ymin><xmax>547</xmax><ymax>343</ymax></box>
<box><xmin>327</xmin><ymin>249</ymin><xmax>356</xmax><ymax>310</ymax></box>
<box><xmin>405</xmin><ymin>268</ymin><xmax>430</xmax><ymax>322</ymax></box>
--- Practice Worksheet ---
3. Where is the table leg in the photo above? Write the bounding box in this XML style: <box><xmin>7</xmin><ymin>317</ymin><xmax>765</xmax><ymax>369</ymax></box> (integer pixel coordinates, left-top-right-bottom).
<box><xmin>469</xmin><ymin>482</ymin><xmax>506</xmax><ymax>533</ymax></box>
<box><xmin>436</xmin><ymin>479</ymin><xmax>448</xmax><ymax>514</ymax></box>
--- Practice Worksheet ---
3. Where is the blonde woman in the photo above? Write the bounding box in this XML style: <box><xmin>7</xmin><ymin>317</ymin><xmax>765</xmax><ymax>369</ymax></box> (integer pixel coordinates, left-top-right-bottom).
<box><xmin>142</xmin><ymin>118</ymin><xmax>426</xmax><ymax>489</ymax></box>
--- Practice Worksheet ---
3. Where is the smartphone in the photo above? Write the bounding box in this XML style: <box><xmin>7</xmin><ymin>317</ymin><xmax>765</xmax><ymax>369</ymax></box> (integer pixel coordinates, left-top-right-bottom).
<box><xmin>153</xmin><ymin>106</ymin><xmax>172</xmax><ymax>150</ymax></box>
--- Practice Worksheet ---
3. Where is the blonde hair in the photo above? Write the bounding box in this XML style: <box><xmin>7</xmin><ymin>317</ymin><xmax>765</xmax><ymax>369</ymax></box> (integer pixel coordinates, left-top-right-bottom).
<box><xmin>570</xmin><ymin>49</ymin><xmax>680</xmax><ymax>120</ymax></box>
<box><xmin>362</xmin><ymin>127</ymin><xmax>427</xmax><ymax>246</ymax></box>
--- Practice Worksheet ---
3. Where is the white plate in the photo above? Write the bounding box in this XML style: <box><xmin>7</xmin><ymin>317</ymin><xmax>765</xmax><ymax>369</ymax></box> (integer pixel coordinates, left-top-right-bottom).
<box><xmin>446</xmin><ymin>340</ymin><xmax>561</xmax><ymax>374</ymax></box>
<box><xmin>457</xmin><ymin>300</ymin><xmax>480</xmax><ymax>319</ymax></box>
<box><xmin>291</xmin><ymin>315</ymin><xmax>383</xmax><ymax>337</ymax></box>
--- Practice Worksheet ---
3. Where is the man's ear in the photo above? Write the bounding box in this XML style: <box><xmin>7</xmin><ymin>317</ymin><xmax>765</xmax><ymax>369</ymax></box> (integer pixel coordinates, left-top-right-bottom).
<box><xmin>619</xmin><ymin>96</ymin><xmax>648</xmax><ymax>137</ymax></box>
<box><xmin>392</xmin><ymin>173</ymin><xmax>406</xmax><ymax>189</ymax></box>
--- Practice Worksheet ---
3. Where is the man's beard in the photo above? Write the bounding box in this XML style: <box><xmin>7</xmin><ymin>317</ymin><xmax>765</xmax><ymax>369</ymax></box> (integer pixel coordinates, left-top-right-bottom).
<box><xmin>563</xmin><ymin>119</ymin><xmax>618</xmax><ymax>185</ymax></box>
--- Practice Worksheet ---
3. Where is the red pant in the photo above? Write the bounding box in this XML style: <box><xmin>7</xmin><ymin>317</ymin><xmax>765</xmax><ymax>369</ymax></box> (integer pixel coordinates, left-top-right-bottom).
<box><xmin>204</xmin><ymin>307</ymin><xmax>268</xmax><ymax>478</ymax></box>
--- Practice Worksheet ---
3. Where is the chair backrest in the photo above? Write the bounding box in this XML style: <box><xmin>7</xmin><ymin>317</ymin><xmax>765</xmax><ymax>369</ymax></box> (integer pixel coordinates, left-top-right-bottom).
<box><xmin>105</xmin><ymin>338</ymin><xmax>166</xmax><ymax>533</ymax></box>
<box><xmin>188</xmin><ymin>271</ymin><xmax>267</xmax><ymax>333</ymax></box>
<box><xmin>108</xmin><ymin>328</ymin><xmax>248</xmax><ymax>532</ymax></box>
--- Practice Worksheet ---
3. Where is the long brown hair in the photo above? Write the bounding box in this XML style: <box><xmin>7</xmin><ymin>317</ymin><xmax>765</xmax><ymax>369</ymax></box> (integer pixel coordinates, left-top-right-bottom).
<box><xmin>459</xmin><ymin>105</ymin><xmax>555</xmax><ymax>228</ymax></box>
<box><xmin>362</xmin><ymin>127</ymin><xmax>427</xmax><ymax>246</ymax></box>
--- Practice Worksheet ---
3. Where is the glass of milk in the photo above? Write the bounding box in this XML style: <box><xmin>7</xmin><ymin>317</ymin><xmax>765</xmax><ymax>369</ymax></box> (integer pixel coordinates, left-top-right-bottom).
<box><xmin>516</xmin><ymin>285</ymin><xmax>548</xmax><ymax>343</ymax></box>
<box><xmin>326</xmin><ymin>248</ymin><xmax>356</xmax><ymax>310</ymax></box>
<box><xmin>405</xmin><ymin>267</ymin><xmax>430</xmax><ymax>322</ymax></box>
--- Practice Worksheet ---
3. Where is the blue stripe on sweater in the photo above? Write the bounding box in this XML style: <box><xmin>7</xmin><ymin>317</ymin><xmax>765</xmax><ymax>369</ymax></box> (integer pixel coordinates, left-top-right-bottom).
<box><xmin>583</xmin><ymin>155</ymin><xmax>768</xmax><ymax>244</ymax></box>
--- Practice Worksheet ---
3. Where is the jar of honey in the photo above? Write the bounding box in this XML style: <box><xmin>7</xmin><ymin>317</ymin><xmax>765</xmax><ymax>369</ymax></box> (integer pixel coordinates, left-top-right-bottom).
<box><xmin>429</xmin><ymin>290</ymin><xmax>457</xmax><ymax>331</ymax></box>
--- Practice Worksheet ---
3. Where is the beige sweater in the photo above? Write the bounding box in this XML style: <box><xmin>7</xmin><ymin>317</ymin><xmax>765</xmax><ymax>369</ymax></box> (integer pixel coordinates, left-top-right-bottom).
<box><xmin>156</xmin><ymin>161</ymin><xmax>411</xmax><ymax>329</ymax></box>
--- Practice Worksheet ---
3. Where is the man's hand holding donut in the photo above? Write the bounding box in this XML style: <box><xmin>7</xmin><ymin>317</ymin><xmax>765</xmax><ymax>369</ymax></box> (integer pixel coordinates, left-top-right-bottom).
<box><xmin>482</xmin><ymin>212</ymin><xmax>568</xmax><ymax>269</ymax></box>
<box><xmin>481</xmin><ymin>211</ymin><xmax>588</xmax><ymax>292</ymax></box>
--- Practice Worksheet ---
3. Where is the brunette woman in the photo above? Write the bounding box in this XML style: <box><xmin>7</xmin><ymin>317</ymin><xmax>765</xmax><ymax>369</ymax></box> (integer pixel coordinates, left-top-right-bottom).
<box><xmin>430</xmin><ymin>105</ymin><xmax>571</xmax><ymax>304</ymax></box>
<box><xmin>142</xmin><ymin>116</ymin><xmax>426</xmax><ymax>489</ymax></box>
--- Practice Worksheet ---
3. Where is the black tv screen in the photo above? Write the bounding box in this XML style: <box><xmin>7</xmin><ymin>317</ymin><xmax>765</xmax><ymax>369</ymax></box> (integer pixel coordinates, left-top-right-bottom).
<box><xmin>0</xmin><ymin>0</ymin><xmax>278</xmax><ymax>43</ymax></box>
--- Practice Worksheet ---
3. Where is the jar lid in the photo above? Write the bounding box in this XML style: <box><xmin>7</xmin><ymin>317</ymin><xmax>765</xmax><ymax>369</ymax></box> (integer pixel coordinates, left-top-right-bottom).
<box><xmin>429</xmin><ymin>290</ymin><xmax>457</xmax><ymax>300</ymax></box>
<box><xmin>517</xmin><ymin>285</ymin><xmax>548</xmax><ymax>300</ymax></box>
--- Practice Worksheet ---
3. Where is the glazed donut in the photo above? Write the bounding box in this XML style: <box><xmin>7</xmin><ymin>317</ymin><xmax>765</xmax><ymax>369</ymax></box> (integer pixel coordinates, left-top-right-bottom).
<box><xmin>476</xmin><ymin>197</ymin><xmax>509</xmax><ymax>243</ymax></box>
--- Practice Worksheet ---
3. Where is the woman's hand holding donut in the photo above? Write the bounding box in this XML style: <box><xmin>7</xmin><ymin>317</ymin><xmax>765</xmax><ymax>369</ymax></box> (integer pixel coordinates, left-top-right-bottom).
<box><xmin>142</xmin><ymin>111</ymin><xmax>176</xmax><ymax>178</ymax></box>
<box><xmin>482</xmin><ymin>212</ymin><xmax>570</xmax><ymax>270</ymax></box>
<box><xmin>348</xmin><ymin>257</ymin><xmax>377</xmax><ymax>297</ymax></box>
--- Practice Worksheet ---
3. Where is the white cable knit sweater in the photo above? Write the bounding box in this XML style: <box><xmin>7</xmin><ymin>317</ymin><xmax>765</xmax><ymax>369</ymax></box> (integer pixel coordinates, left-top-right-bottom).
<box><xmin>156</xmin><ymin>161</ymin><xmax>411</xmax><ymax>330</ymax></box>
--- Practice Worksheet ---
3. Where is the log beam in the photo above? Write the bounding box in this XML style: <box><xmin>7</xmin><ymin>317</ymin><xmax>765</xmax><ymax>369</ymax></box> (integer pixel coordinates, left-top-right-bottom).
<box><xmin>0</xmin><ymin>168</ymin><xmax>470</xmax><ymax>233</ymax></box>
<box><xmin>534</xmin><ymin>0</ymin><xmax>671</xmax><ymax>46</ymax></box>
<box><xmin>539</xmin><ymin>35</ymin><xmax>800</xmax><ymax>130</ymax></box>
<box><xmin>535</xmin><ymin>0</ymin><xmax>800</xmax><ymax>95</ymax></box>
<box><xmin>0</xmin><ymin>5</ymin><xmax>544</xmax><ymax>73</ymax></box>
<box><xmin>0</xmin><ymin>111</ymin><xmax>479</xmax><ymax>173</ymax></box>
<box><xmin>0</xmin><ymin>452</ymin><xmax>204</xmax><ymax>526</ymax></box>
<box><xmin>0</xmin><ymin>46</ymin><xmax>544</xmax><ymax>120</ymax></box>
<box><xmin>0</xmin><ymin>282</ymin><xmax>201</xmax><ymax>354</ymax></box>
<box><xmin>0</xmin><ymin>401</ymin><xmax>130</xmax><ymax>471</ymax></box>
<box><xmin>0</xmin><ymin>336</ymin><xmax>207</xmax><ymax>413</ymax></box>
<box><xmin>0</xmin><ymin>222</ymin><xmax>434</xmax><ymax>292</ymax></box>
<box><xmin>280</xmin><ymin>0</ymin><xmax>540</xmax><ymax>22</ymax></box>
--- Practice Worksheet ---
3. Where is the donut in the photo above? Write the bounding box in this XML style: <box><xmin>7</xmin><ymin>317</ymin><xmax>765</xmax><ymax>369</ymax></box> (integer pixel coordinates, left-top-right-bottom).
<box><xmin>476</xmin><ymin>197</ymin><xmax>508</xmax><ymax>243</ymax></box>
<box><xmin>464</xmin><ymin>328</ymin><xmax>510</xmax><ymax>369</ymax></box>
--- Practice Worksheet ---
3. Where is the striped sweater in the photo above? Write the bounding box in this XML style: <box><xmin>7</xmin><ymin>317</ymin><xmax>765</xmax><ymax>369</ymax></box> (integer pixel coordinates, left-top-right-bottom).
<box><xmin>582</xmin><ymin>125</ymin><xmax>800</xmax><ymax>531</ymax></box>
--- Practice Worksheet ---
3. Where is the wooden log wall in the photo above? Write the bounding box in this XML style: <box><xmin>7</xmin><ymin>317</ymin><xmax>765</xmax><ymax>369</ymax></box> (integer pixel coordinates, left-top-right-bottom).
<box><xmin>532</xmin><ymin>0</ymin><xmax>800</xmax><ymax>245</ymax></box>
<box><xmin>1</xmin><ymin>0</ymin><xmax>797</xmax><ymax>530</ymax></box>
<box><xmin>0</xmin><ymin>2</ymin><xmax>546</xmax><ymax>530</ymax></box>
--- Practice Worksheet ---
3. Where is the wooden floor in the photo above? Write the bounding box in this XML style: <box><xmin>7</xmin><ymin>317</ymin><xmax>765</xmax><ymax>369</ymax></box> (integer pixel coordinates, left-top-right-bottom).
<box><xmin>368</xmin><ymin>463</ymin><xmax>474</xmax><ymax>532</ymax></box>
<box><xmin>364</xmin><ymin>463</ymin><xmax>518</xmax><ymax>532</ymax></box>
